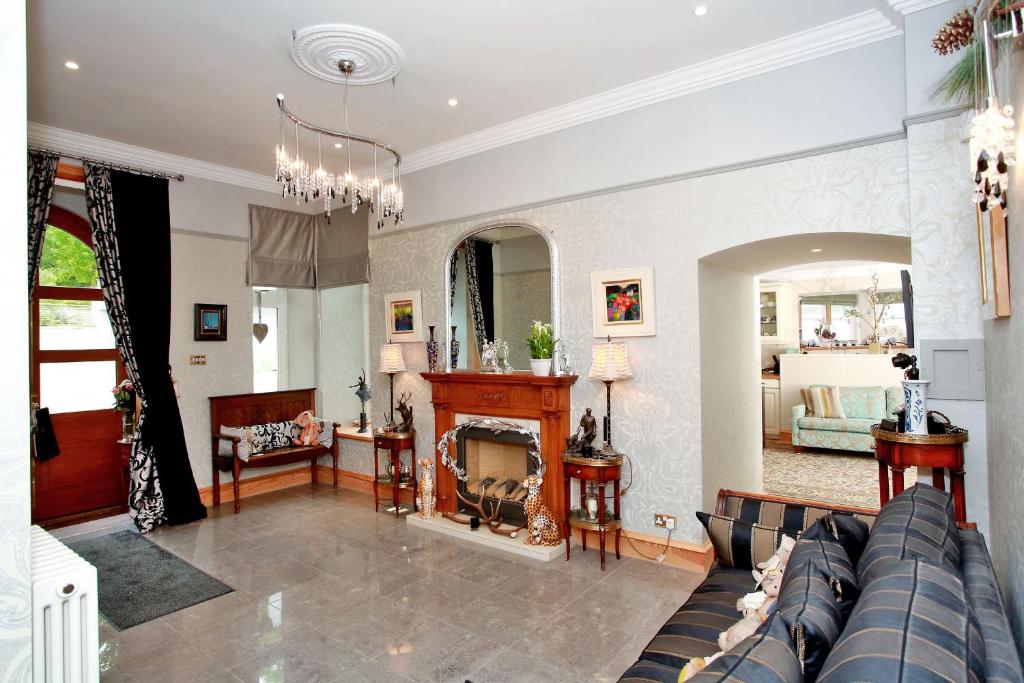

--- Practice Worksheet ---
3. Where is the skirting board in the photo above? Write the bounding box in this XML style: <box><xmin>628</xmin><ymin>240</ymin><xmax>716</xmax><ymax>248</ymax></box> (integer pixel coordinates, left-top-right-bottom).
<box><xmin>405</xmin><ymin>515</ymin><xmax>563</xmax><ymax>561</ymax></box>
<box><xmin>198</xmin><ymin>464</ymin><xmax>414</xmax><ymax>507</ymax></box>
<box><xmin>573</xmin><ymin>528</ymin><xmax>713</xmax><ymax>573</ymax></box>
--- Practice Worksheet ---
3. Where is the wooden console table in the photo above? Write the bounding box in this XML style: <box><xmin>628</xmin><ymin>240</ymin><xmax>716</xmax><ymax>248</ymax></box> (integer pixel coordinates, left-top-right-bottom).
<box><xmin>872</xmin><ymin>427</ymin><xmax>968</xmax><ymax>523</ymax></box>
<box><xmin>373</xmin><ymin>431</ymin><xmax>417</xmax><ymax>517</ymax></box>
<box><xmin>563</xmin><ymin>453</ymin><xmax>622</xmax><ymax>570</ymax></box>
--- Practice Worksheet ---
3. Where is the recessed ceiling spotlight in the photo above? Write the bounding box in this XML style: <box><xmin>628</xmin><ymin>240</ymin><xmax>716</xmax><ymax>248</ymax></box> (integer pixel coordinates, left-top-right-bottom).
<box><xmin>811</xmin><ymin>248</ymin><xmax>823</xmax><ymax>253</ymax></box>
<box><xmin>334</xmin><ymin>142</ymin><xmax>343</xmax><ymax>149</ymax></box>
<box><xmin>693</xmin><ymin>5</ymin><xmax>708</xmax><ymax>17</ymax></box>
<box><xmin>447</xmin><ymin>98</ymin><xmax>459</xmax><ymax>107</ymax></box>
<box><xmin>64</xmin><ymin>60</ymin><xmax>80</xmax><ymax>70</ymax></box>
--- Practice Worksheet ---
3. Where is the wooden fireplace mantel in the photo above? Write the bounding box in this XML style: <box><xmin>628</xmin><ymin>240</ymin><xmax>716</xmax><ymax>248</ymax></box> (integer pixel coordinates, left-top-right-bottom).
<box><xmin>421</xmin><ymin>371</ymin><xmax>578</xmax><ymax>527</ymax></box>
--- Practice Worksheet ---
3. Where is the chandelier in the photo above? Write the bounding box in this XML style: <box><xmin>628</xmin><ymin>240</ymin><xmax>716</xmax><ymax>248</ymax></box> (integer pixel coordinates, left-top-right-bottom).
<box><xmin>274</xmin><ymin>60</ymin><xmax>403</xmax><ymax>227</ymax></box>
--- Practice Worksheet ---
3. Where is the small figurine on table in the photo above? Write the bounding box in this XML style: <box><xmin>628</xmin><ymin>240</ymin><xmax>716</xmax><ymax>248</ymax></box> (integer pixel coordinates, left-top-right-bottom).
<box><xmin>396</xmin><ymin>392</ymin><xmax>414</xmax><ymax>434</ymax></box>
<box><xmin>566</xmin><ymin>408</ymin><xmax>599</xmax><ymax>455</ymax></box>
<box><xmin>349</xmin><ymin>369</ymin><xmax>372</xmax><ymax>433</ymax></box>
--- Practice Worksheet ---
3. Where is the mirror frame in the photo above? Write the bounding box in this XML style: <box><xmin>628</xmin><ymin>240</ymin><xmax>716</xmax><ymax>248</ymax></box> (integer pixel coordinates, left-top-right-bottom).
<box><xmin>443</xmin><ymin>220</ymin><xmax>560</xmax><ymax>372</ymax></box>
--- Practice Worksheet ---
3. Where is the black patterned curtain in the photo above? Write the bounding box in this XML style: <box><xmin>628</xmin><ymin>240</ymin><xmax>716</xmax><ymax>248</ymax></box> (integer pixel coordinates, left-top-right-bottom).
<box><xmin>463</xmin><ymin>237</ymin><xmax>489</xmax><ymax>355</ymax></box>
<box><xmin>28</xmin><ymin>151</ymin><xmax>60</xmax><ymax>298</ymax></box>
<box><xmin>448</xmin><ymin>249</ymin><xmax>459</xmax><ymax>311</ymax></box>
<box><xmin>85</xmin><ymin>164</ymin><xmax>206</xmax><ymax>531</ymax></box>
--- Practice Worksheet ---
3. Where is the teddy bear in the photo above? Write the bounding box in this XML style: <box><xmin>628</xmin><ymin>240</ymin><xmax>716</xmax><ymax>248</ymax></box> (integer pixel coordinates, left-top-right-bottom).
<box><xmin>752</xmin><ymin>535</ymin><xmax>796</xmax><ymax>586</ymax></box>
<box><xmin>292</xmin><ymin>410</ymin><xmax>324</xmax><ymax>446</ymax></box>
<box><xmin>717</xmin><ymin>591</ymin><xmax>766</xmax><ymax>652</ymax></box>
<box><xmin>680</xmin><ymin>651</ymin><xmax>724</xmax><ymax>680</ymax></box>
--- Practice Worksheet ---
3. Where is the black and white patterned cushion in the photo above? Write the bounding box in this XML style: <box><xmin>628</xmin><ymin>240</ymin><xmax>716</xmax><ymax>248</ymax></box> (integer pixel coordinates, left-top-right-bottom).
<box><xmin>247</xmin><ymin>421</ymin><xmax>298</xmax><ymax>455</ymax></box>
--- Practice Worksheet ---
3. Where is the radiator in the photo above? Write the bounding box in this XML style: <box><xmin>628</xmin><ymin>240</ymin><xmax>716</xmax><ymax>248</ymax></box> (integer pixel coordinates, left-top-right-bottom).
<box><xmin>30</xmin><ymin>526</ymin><xmax>99</xmax><ymax>683</ymax></box>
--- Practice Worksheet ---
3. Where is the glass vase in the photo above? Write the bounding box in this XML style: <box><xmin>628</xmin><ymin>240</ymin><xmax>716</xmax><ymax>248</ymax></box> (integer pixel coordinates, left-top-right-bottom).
<box><xmin>121</xmin><ymin>411</ymin><xmax>135</xmax><ymax>441</ymax></box>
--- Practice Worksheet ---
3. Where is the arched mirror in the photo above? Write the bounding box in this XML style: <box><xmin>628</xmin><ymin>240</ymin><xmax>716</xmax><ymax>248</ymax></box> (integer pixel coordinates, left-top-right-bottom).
<box><xmin>445</xmin><ymin>222</ymin><xmax>559</xmax><ymax>371</ymax></box>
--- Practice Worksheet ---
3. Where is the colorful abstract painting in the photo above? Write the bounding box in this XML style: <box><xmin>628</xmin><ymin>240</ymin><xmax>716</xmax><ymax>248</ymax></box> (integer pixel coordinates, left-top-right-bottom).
<box><xmin>604</xmin><ymin>280</ymin><xmax>643</xmax><ymax>324</ymax></box>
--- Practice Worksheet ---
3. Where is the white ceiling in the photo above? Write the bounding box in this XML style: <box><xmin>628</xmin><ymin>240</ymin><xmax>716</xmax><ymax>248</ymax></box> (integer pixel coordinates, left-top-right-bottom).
<box><xmin>29</xmin><ymin>1</ymin><xmax>907</xmax><ymax>178</ymax></box>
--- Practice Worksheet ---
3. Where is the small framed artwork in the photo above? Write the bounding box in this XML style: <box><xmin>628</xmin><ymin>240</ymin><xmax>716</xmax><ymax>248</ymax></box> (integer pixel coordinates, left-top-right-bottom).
<box><xmin>591</xmin><ymin>267</ymin><xmax>656</xmax><ymax>337</ymax></box>
<box><xmin>194</xmin><ymin>303</ymin><xmax>227</xmax><ymax>341</ymax></box>
<box><xmin>385</xmin><ymin>290</ymin><xmax>423</xmax><ymax>342</ymax></box>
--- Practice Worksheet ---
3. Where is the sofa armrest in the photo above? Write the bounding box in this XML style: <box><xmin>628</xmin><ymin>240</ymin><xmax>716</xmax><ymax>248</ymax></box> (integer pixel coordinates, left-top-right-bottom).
<box><xmin>791</xmin><ymin>404</ymin><xmax>806</xmax><ymax>443</ymax></box>
<box><xmin>214</xmin><ymin>432</ymin><xmax>242</xmax><ymax>443</ymax></box>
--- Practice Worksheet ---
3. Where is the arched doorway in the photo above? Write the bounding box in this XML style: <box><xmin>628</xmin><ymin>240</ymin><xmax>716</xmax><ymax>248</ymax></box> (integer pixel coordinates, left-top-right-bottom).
<box><xmin>698</xmin><ymin>232</ymin><xmax>912</xmax><ymax>510</ymax></box>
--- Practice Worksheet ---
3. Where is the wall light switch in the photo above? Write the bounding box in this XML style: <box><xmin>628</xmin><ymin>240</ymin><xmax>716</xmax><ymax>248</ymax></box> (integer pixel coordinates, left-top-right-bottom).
<box><xmin>189</xmin><ymin>354</ymin><xmax>207</xmax><ymax>366</ymax></box>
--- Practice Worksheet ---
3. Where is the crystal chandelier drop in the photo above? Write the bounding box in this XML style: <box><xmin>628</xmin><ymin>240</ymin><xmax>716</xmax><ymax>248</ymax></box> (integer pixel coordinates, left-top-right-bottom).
<box><xmin>970</xmin><ymin>17</ymin><xmax>1017</xmax><ymax>213</ymax></box>
<box><xmin>274</xmin><ymin>60</ymin><xmax>403</xmax><ymax>227</ymax></box>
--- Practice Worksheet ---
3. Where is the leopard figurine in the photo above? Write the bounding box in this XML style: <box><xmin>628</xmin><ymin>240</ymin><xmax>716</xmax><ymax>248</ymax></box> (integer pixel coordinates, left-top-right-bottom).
<box><xmin>417</xmin><ymin>458</ymin><xmax>436</xmax><ymax>518</ymax></box>
<box><xmin>522</xmin><ymin>471</ymin><xmax>561</xmax><ymax>546</ymax></box>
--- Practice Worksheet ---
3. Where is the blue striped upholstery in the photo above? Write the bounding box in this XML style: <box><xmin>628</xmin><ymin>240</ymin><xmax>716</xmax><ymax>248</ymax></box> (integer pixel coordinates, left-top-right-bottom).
<box><xmin>857</xmin><ymin>483</ymin><xmax>960</xmax><ymax>587</ymax></box>
<box><xmin>720</xmin><ymin>495</ymin><xmax>876</xmax><ymax>532</ymax></box>
<box><xmin>638</xmin><ymin>566</ymin><xmax>756</xmax><ymax>670</ymax></box>
<box><xmin>778</xmin><ymin>540</ymin><xmax>860</xmax><ymax>681</ymax></box>
<box><xmin>696</xmin><ymin>512</ymin><xmax>798</xmax><ymax>570</ymax></box>
<box><xmin>802</xmin><ymin>513</ymin><xmax>870</xmax><ymax>568</ymax></box>
<box><xmin>818</xmin><ymin>559</ymin><xmax>986</xmax><ymax>682</ymax></box>
<box><xmin>618</xmin><ymin>659</ymin><xmax>681</xmax><ymax>683</ymax></box>
<box><xmin>688</xmin><ymin>612</ymin><xmax>802</xmax><ymax>682</ymax></box>
<box><xmin>959</xmin><ymin>530</ymin><xmax>1024</xmax><ymax>682</ymax></box>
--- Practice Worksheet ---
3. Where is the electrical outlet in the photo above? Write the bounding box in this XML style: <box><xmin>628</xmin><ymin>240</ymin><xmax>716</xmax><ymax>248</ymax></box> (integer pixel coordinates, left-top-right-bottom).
<box><xmin>189</xmin><ymin>354</ymin><xmax>207</xmax><ymax>366</ymax></box>
<box><xmin>654</xmin><ymin>513</ymin><xmax>676</xmax><ymax>530</ymax></box>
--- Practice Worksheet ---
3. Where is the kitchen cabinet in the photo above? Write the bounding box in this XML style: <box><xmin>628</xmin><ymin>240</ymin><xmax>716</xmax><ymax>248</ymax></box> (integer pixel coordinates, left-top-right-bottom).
<box><xmin>759</xmin><ymin>284</ymin><xmax>797</xmax><ymax>345</ymax></box>
<box><xmin>762</xmin><ymin>377</ymin><xmax>781</xmax><ymax>438</ymax></box>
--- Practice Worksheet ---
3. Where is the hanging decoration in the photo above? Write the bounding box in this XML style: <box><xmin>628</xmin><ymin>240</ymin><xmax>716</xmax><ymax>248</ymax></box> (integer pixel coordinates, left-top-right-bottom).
<box><xmin>970</xmin><ymin>11</ymin><xmax>1018</xmax><ymax>212</ymax></box>
<box><xmin>253</xmin><ymin>289</ymin><xmax>269</xmax><ymax>343</ymax></box>
<box><xmin>274</xmin><ymin>59</ymin><xmax>403</xmax><ymax>228</ymax></box>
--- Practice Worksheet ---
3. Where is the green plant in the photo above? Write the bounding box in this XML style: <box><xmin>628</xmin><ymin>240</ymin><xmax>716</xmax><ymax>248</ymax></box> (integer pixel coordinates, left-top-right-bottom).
<box><xmin>931</xmin><ymin>41</ymin><xmax>980</xmax><ymax>107</ymax></box>
<box><xmin>525</xmin><ymin>320</ymin><xmax>556</xmax><ymax>360</ymax></box>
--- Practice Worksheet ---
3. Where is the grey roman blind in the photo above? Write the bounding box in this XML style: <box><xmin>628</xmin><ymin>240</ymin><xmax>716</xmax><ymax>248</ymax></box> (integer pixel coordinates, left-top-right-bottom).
<box><xmin>316</xmin><ymin>207</ymin><xmax>369</xmax><ymax>288</ymax></box>
<box><xmin>800</xmin><ymin>294</ymin><xmax>859</xmax><ymax>307</ymax></box>
<box><xmin>248</xmin><ymin>205</ymin><xmax>316</xmax><ymax>288</ymax></box>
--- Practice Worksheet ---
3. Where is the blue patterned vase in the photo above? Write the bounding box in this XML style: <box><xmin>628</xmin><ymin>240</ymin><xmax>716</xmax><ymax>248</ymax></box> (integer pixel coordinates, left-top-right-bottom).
<box><xmin>902</xmin><ymin>379</ymin><xmax>930</xmax><ymax>435</ymax></box>
<box><xmin>426</xmin><ymin>325</ymin><xmax>439</xmax><ymax>372</ymax></box>
<box><xmin>450</xmin><ymin>325</ymin><xmax>460</xmax><ymax>369</ymax></box>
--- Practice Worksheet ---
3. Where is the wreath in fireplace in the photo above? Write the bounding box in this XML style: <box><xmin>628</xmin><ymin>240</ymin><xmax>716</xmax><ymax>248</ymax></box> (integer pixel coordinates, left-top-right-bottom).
<box><xmin>437</xmin><ymin>417</ymin><xmax>543</xmax><ymax>481</ymax></box>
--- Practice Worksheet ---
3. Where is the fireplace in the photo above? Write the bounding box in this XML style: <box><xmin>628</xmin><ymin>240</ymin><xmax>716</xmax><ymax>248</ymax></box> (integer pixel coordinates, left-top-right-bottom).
<box><xmin>456</xmin><ymin>427</ymin><xmax>538</xmax><ymax>525</ymax></box>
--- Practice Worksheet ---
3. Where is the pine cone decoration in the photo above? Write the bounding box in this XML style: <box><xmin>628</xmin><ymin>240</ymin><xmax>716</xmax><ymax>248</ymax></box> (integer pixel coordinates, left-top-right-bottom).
<box><xmin>933</xmin><ymin>9</ymin><xmax>974</xmax><ymax>55</ymax></box>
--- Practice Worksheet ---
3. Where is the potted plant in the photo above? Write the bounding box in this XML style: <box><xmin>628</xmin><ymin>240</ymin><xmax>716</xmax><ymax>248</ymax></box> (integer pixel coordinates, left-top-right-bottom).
<box><xmin>525</xmin><ymin>321</ymin><xmax>556</xmax><ymax>376</ymax></box>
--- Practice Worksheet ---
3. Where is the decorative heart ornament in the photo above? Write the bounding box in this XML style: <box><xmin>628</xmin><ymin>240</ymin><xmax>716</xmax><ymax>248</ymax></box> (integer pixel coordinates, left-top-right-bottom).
<box><xmin>252</xmin><ymin>323</ymin><xmax>269</xmax><ymax>343</ymax></box>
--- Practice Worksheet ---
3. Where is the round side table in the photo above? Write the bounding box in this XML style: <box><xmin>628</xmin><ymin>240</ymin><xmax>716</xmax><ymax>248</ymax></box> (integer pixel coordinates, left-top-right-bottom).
<box><xmin>562</xmin><ymin>453</ymin><xmax>622</xmax><ymax>570</ymax></box>
<box><xmin>872</xmin><ymin>426</ymin><xmax>968</xmax><ymax>523</ymax></box>
<box><xmin>373</xmin><ymin>430</ymin><xmax>417</xmax><ymax>517</ymax></box>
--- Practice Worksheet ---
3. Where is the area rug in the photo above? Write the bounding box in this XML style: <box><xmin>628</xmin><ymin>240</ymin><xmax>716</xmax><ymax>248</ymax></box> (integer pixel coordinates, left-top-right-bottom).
<box><xmin>67</xmin><ymin>530</ymin><xmax>232</xmax><ymax>630</ymax></box>
<box><xmin>763</xmin><ymin>447</ymin><xmax>917</xmax><ymax>510</ymax></box>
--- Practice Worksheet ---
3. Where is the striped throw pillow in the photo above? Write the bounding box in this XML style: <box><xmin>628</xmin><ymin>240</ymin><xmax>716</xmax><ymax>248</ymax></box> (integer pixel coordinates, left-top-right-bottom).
<box><xmin>800</xmin><ymin>388</ymin><xmax>815</xmax><ymax>416</ymax></box>
<box><xmin>696</xmin><ymin>512</ymin><xmax>799</xmax><ymax>570</ymax></box>
<box><xmin>807</xmin><ymin>386</ymin><xmax>846</xmax><ymax>419</ymax></box>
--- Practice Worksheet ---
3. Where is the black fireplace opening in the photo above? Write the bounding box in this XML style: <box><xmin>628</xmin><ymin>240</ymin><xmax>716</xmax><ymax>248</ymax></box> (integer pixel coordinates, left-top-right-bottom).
<box><xmin>455</xmin><ymin>426</ymin><xmax>538</xmax><ymax>526</ymax></box>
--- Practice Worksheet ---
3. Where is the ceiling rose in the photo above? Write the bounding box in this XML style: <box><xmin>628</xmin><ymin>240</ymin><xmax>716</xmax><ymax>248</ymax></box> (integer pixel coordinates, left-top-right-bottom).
<box><xmin>290</xmin><ymin>24</ymin><xmax>404</xmax><ymax>85</ymax></box>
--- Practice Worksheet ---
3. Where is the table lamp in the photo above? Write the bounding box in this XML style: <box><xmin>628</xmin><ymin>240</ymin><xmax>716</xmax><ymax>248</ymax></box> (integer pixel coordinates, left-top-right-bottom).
<box><xmin>589</xmin><ymin>337</ymin><xmax>632</xmax><ymax>448</ymax></box>
<box><xmin>378</xmin><ymin>342</ymin><xmax>406</xmax><ymax>429</ymax></box>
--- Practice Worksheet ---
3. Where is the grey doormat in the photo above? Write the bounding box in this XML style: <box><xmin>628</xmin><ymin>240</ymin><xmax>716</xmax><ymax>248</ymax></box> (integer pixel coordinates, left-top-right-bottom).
<box><xmin>67</xmin><ymin>529</ymin><xmax>232</xmax><ymax>630</ymax></box>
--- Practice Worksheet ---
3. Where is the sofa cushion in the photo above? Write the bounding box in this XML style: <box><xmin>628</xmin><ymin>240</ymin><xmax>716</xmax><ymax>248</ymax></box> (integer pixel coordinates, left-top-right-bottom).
<box><xmin>247</xmin><ymin>421</ymin><xmax>299</xmax><ymax>454</ymax></box>
<box><xmin>719</xmin><ymin>495</ymin><xmax>876</xmax><ymax>533</ymax></box>
<box><xmin>688</xmin><ymin>611</ymin><xmax>802</xmax><ymax>682</ymax></box>
<box><xmin>802</xmin><ymin>513</ymin><xmax>871</xmax><ymax>568</ymax></box>
<box><xmin>796</xmin><ymin>417</ymin><xmax>876</xmax><ymax>434</ymax></box>
<box><xmin>857</xmin><ymin>483</ymin><xmax>960</xmax><ymax>587</ymax></box>
<box><xmin>639</xmin><ymin>566</ymin><xmax>756</xmax><ymax>670</ymax></box>
<box><xmin>817</xmin><ymin>559</ymin><xmax>987</xmax><ymax>683</ymax></box>
<box><xmin>959</xmin><ymin>529</ymin><xmax>1024</xmax><ymax>682</ymax></box>
<box><xmin>885</xmin><ymin>385</ymin><xmax>904</xmax><ymax>418</ymax></box>
<box><xmin>617</xmin><ymin>658</ymin><xmax>682</xmax><ymax>682</ymax></box>
<box><xmin>806</xmin><ymin>386</ymin><xmax>846</xmax><ymax>419</ymax></box>
<box><xmin>837</xmin><ymin>386</ymin><xmax>887</xmax><ymax>420</ymax></box>
<box><xmin>778</xmin><ymin>540</ymin><xmax>860</xmax><ymax>681</ymax></box>
<box><xmin>696</xmin><ymin>512</ymin><xmax>798</xmax><ymax>570</ymax></box>
<box><xmin>217</xmin><ymin>425</ymin><xmax>251</xmax><ymax>459</ymax></box>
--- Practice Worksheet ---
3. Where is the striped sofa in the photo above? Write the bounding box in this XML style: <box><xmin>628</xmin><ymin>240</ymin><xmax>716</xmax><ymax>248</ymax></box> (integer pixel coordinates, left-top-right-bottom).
<box><xmin>619</xmin><ymin>486</ymin><xmax>1023</xmax><ymax>682</ymax></box>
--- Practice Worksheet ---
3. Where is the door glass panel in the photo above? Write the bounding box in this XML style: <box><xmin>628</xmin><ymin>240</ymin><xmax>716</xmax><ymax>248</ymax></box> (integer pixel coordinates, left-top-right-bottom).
<box><xmin>39</xmin><ymin>226</ymin><xmax>100</xmax><ymax>288</ymax></box>
<box><xmin>39</xmin><ymin>299</ymin><xmax>115</xmax><ymax>350</ymax></box>
<box><xmin>40</xmin><ymin>361</ymin><xmax>117</xmax><ymax>413</ymax></box>
<box><xmin>253</xmin><ymin>307</ymin><xmax>280</xmax><ymax>393</ymax></box>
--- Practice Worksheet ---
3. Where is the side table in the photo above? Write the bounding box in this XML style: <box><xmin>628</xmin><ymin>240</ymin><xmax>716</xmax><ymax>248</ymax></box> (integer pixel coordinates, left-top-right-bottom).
<box><xmin>563</xmin><ymin>453</ymin><xmax>622</xmax><ymax>570</ymax></box>
<box><xmin>373</xmin><ymin>431</ymin><xmax>417</xmax><ymax>517</ymax></box>
<box><xmin>872</xmin><ymin>426</ymin><xmax>968</xmax><ymax>523</ymax></box>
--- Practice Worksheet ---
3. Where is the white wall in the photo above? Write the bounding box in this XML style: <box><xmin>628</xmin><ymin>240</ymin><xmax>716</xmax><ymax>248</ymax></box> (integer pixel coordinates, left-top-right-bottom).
<box><xmin>903</xmin><ymin>1</ymin><xmax>966</xmax><ymax>118</ymax></box>
<box><xmin>0</xmin><ymin>2</ymin><xmax>31</xmax><ymax>678</ymax></box>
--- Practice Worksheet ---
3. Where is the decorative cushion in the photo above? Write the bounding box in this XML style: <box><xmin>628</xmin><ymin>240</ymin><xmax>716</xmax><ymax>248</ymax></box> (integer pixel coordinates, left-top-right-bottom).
<box><xmin>247</xmin><ymin>421</ymin><xmax>298</xmax><ymax>455</ymax></box>
<box><xmin>718</xmin><ymin>496</ymin><xmax>876</xmax><ymax>533</ymax></box>
<box><xmin>800</xmin><ymin>388</ymin><xmax>816</xmax><ymax>417</ymax></box>
<box><xmin>857</xmin><ymin>483</ymin><xmax>960</xmax><ymax>587</ymax></box>
<box><xmin>618</xmin><ymin>658</ymin><xmax>682</xmax><ymax>682</ymax></box>
<box><xmin>217</xmin><ymin>425</ymin><xmax>251</xmax><ymax>459</ymax></box>
<box><xmin>696</xmin><ymin>512</ymin><xmax>798</xmax><ymax>570</ymax></box>
<box><xmin>796</xmin><ymin>417</ymin><xmax>876</xmax><ymax>434</ymax></box>
<box><xmin>959</xmin><ymin>529</ymin><xmax>1024</xmax><ymax>682</ymax></box>
<box><xmin>777</xmin><ymin>540</ymin><xmax>860</xmax><ymax>681</ymax></box>
<box><xmin>817</xmin><ymin>559</ymin><xmax>987</xmax><ymax>683</ymax></box>
<box><xmin>807</xmin><ymin>386</ymin><xmax>846</xmax><ymax>419</ymax></box>
<box><xmin>837</xmin><ymin>386</ymin><xmax>887</xmax><ymax>420</ymax></box>
<box><xmin>802</xmin><ymin>513</ymin><xmax>870</xmax><ymax>568</ymax></box>
<box><xmin>885</xmin><ymin>385</ymin><xmax>904</xmax><ymax>418</ymax></box>
<box><xmin>639</xmin><ymin>566</ymin><xmax>756</xmax><ymax>670</ymax></box>
<box><xmin>688</xmin><ymin>611</ymin><xmax>802</xmax><ymax>682</ymax></box>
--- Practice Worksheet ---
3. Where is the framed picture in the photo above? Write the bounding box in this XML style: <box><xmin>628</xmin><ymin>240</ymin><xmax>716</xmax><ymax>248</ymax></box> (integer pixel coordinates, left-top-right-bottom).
<box><xmin>385</xmin><ymin>290</ymin><xmax>423</xmax><ymax>342</ymax></box>
<box><xmin>591</xmin><ymin>267</ymin><xmax>656</xmax><ymax>337</ymax></box>
<box><xmin>194</xmin><ymin>303</ymin><xmax>227</xmax><ymax>341</ymax></box>
<box><xmin>979</xmin><ymin>205</ymin><xmax>1011</xmax><ymax>319</ymax></box>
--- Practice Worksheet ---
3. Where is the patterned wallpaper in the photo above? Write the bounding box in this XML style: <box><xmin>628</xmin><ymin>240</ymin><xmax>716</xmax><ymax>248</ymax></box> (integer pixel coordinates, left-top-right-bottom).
<box><xmin>367</xmin><ymin>135</ymin><xmax>921</xmax><ymax>543</ymax></box>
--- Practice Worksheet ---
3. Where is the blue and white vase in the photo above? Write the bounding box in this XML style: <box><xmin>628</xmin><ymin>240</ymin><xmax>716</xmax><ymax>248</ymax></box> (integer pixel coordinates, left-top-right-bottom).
<box><xmin>902</xmin><ymin>379</ymin><xmax>930</xmax><ymax>435</ymax></box>
<box><xmin>450</xmin><ymin>325</ymin><xmax>460</xmax><ymax>370</ymax></box>
<box><xmin>426</xmin><ymin>326</ymin><xmax>439</xmax><ymax>373</ymax></box>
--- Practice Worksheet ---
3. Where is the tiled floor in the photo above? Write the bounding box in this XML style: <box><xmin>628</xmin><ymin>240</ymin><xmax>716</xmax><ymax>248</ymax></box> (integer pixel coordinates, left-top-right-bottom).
<box><xmin>96</xmin><ymin>483</ymin><xmax>705</xmax><ymax>682</ymax></box>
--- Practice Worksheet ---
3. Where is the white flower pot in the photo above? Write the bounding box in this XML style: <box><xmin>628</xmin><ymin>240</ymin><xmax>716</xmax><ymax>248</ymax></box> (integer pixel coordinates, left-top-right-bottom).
<box><xmin>529</xmin><ymin>358</ymin><xmax>552</xmax><ymax>377</ymax></box>
<box><xmin>903</xmin><ymin>379</ymin><xmax>930</xmax><ymax>435</ymax></box>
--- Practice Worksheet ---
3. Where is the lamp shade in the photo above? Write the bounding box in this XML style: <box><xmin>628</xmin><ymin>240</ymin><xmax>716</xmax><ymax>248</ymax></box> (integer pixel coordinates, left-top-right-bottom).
<box><xmin>378</xmin><ymin>343</ymin><xmax>407</xmax><ymax>374</ymax></box>
<box><xmin>589</xmin><ymin>340</ymin><xmax>632</xmax><ymax>382</ymax></box>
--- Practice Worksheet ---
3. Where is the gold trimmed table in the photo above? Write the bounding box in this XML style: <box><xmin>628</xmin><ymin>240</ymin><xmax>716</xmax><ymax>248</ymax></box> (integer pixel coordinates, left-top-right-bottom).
<box><xmin>563</xmin><ymin>453</ymin><xmax>622</xmax><ymax>570</ymax></box>
<box><xmin>373</xmin><ymin>430</ymin><xmax>417</xmax><ymax>517</ymax></box>
<box><xmin>872</xmin><ymin>426</ymin><xmax>968</xmax><ymax>523</ymax></box>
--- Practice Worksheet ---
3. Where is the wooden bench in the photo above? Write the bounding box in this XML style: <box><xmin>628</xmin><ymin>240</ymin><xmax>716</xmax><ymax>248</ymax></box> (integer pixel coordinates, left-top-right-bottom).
<box><xmin>209</xmin><ymin>388</ymin><xmax>340</xmax><ymax>513</ymax></box>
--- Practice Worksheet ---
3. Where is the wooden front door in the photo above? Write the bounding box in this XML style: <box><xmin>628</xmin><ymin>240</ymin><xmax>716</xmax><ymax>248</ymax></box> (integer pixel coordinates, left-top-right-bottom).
<box><xmin>31</xmin><ymin>206</ymin><xmax>125</xmax><ymax>526</ymax></box>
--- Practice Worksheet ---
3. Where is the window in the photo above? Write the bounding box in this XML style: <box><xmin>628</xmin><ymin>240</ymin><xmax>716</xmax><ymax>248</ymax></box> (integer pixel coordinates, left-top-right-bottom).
<box><xmin>800</xmin><ymin>292</ymin><xmax>906</xmax><ymax>345</ymax></box>
<box><xmin>33</xmin><ymin>209</ymin><xmax>123</xmax><ymax>414</ymax></box>
<box><xmin>253</xmin><ymin>306</ymin><xmax>280</xmax><ymax>392</ymax></box>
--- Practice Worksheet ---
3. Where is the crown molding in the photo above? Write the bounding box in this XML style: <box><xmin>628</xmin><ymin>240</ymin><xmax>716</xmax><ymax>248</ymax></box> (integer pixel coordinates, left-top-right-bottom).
<box><xmin>887</xmin><ymin>0</ymin><xmax>952</xmax><ymax>14</ymax></box>
<box><xmin>399</xmin><ymin>10</ymin><xmax>902</xmax><ymax>174</ymax></box>
<box><xmin>28</xmin><ymin>122</ymin><xmax>280</xmax><ymax>193</ymax></box>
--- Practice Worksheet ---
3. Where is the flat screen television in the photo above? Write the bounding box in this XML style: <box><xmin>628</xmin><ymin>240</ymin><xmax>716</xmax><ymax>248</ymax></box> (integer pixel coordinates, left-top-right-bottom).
<box><xmin>901</xmin><ymin>269</ymin><xmax>915</xmax><ymax>349</ymax></box>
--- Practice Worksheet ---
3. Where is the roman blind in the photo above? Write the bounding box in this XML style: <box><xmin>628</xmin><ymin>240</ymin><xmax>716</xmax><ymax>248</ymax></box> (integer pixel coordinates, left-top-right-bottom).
<box><xmin>316</xmin><ymin>207</ymin><xmax>369</xmax><ymax>288</ymax></box>
<box><xmin>800</xmin><ymin>294</ymin><xmax>859</xmax><ymax>307</ymax></box>
<box><xmin>248</xmin><ymin>205</ymin><xmax>316</xmax><ymax>288</ymax></box>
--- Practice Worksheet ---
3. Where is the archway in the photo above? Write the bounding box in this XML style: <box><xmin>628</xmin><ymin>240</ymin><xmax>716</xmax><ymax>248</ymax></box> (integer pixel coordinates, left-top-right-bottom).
<box><xmin>698</xmin><ymin>232</ymin><xmax>911</xmax><ymax>510</ymax></box>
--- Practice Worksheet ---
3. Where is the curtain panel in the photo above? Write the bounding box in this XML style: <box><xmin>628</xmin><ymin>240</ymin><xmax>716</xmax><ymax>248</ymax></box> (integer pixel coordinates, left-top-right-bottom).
<box><xmin>463</xmin><ymin>237</ymin><xmax>495</xmax><ymax>356</ymax></box>
<box><xmin>28</xmin><ymin>150</ymin><xmax>60</xmax><ymax>298</ymax></box>
<box><xmin>85</xmin><ymin>165</ymin><xmax>206</xmax><ymax>531</ymax></box>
